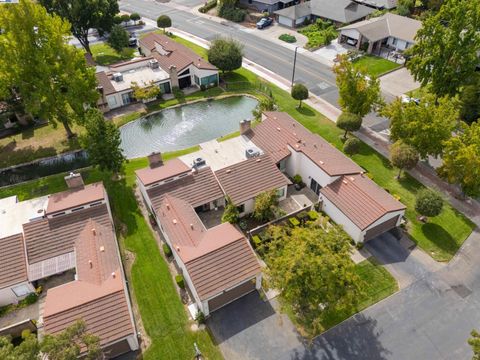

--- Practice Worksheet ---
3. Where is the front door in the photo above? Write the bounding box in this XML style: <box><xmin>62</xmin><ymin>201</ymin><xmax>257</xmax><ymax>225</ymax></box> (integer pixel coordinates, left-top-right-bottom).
<box><xmin>310</xmin><ymin>178</ymin><xmax>321</xmax><ymax>195</ymax></box>
<box><xmin>178</xmin><ymin>76</ymin><xmax>192</xmax><ymax>89</ymax></box>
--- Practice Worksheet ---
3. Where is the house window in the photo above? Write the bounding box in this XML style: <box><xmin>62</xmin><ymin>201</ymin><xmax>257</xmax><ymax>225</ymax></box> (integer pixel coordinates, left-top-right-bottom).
<box><xmin>194</xmin><ymin>75</ymin><xmax>200</xmax><ymax>86</ymax></box>
<box><xmin>310</xmin><ymin>178</ymin><xmax>321</xmax><ymax>195</ymax></box>
<box><xmin>12</xmin><ymin>284</ymin><xmax>31</xmax><ymax>297</ymax></box>
<box><xmin>200</xmin><ymin>74</ymin><xmax>218</xmax><ymax>87</ymax></box>
<box><xmin>121</xmin><ymin>92</ymin><xmax>134</xmax><ymax>105</ymax></box>
<box><xmin>159</xmin><ymin>82</ymin><xmax>171</xmax><ymax>94</ymax></box>
<box><xmin>237</xmin><ymin>204</ymin><xmax>245</xmax><ymax>213</ymax></box>
<box><xmin>107</xmin><ymin>96</ymin><xmax>117</xmax><ymax>108</ymax></box>
<box><xmin>405</xmin><ymin>42</ymin><xmax>411</xmax><ymax>49</ymax></box>
<box><xmin>392</xmin><ymin>38</ymin><xmax>397</xmax><ymax>46</ymax></box>
<box><xmin>277</xmin><ymin>187</ymin><xmax>285</xmax><ymax>198</ymax></box>
<box><xmin>178</xmin><ymin>68</ymin><xmax>190</xmax><ymax>77</ymax></box>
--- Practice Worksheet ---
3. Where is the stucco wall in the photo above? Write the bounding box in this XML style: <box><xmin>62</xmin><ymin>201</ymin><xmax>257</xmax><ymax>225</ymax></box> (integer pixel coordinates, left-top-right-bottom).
<box><xmin>386</xmin><ymin>37</ymin><xmax>411</xmax><ymax>51</ymax></box>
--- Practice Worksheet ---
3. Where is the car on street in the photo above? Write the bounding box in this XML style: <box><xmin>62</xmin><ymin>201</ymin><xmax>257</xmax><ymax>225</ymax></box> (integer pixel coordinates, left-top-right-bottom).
<box><xmin>256</xmin><ymin>17</ymin><xmax>273</xmax><ymax>29</ymax></box>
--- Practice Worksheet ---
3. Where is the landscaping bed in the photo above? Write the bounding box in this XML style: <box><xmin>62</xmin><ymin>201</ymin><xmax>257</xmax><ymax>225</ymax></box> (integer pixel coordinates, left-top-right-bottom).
<box><xmin>298</xmin><ymin>19</ymin><xmax>337</xmax><ymax>50</ymax></box>
<box><xmin>352</xmin><ymin>54</ymin><xmax>402</xmax><ymax>77</ymax></box>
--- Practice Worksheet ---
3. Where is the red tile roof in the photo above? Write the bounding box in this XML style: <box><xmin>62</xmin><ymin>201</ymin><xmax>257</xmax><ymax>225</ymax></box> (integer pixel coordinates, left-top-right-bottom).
<box><xmin>44</xmin><ymin>220</ymin><xmax>134</xmax><ymax>348</ymax></box>
<box><xmin>320</xmin><ymin>174</ymin><xmax>406</xmax><ymax>230</ymax></box>
<box><xmin>0</xmin><ymin>233</ymin><xmax>28</xmax><ymax>290</ymax></box>
<box><xmin>214</xmin><ymin>154</ymin><xmax>291</xmax><ymax>205</ymax></box>
<box><xmin>136</xmin><ymin>158</ymin><xmax>191</xmax><ymax>186</ymax></box>
<box><xmin>46</xmin><ymin>182</ymin><xmax>105</xmax><ymax>215</ymax></box>
<box><xmin>139</xmin><ymin>33</ymin><xmax>217</xmax><ymax>72</ymax></box>
<box><xmin>248</xmin><ymin>112</ymin><xmax>363</xmax><ymax>176</ymax></box>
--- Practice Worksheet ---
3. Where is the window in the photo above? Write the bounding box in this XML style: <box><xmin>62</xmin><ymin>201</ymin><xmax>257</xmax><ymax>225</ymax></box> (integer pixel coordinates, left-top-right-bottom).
<box><xmin>392</xmin><ymin>38</ymin><xmax>397</xmax><ymax>46</ymax></box>
<box><xmin>178</xmin><ymin>68</ymin><xmax>190</xmax><ymax>77</ymax></box>
<box><xmin>107</xmin><ymin>96</ymin><xmax>117</xmax><ymax>108</ymax></box>
<box><xmin>237</xmin><ymin>204</ymin><xmax>245</xmax><ymax>213</ymax></box>
<box><xmin>310</xmin><ymin>178</ymin><xmax>321</xmax><ymax>195</ymax></box>
<box><xmin>121</xmin><ymin>92</ymin><xmax>134</xmax><ymax>105</ymax></box>
<box><xmin>200</xmin><ymin>74</ymin><xmax>218</xmax><ymax>87</ymax></box>
<box><xmin>194</xmin><ymin>75</ymin><xmax>200</xmax><ymax>86</ymax></box>
<box><xmin>277</xmin><ymin>187</ymin><xmax>285</xmax><ymax>198</ymax></box>
<box><xmin>12</xmin><ymin>284</ymin><xmax>31</xmax><ymax>297</ymax></box>
<box><xmin>159</xmin><ymin>81</ymin><xmax>171</xmax><ymax>94</ymax></box>
<box><xmin>405</xmin><ymin>42</ymin><xmax>411</xmax><ymax>49</ymax></box>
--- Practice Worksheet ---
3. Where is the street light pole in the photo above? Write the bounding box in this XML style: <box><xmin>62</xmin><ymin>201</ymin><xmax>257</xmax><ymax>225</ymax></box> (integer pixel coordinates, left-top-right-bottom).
<box><xmin>291</xmin><ymin>46</ymin><xmax>298</xmax><ymax>87</ymax></box>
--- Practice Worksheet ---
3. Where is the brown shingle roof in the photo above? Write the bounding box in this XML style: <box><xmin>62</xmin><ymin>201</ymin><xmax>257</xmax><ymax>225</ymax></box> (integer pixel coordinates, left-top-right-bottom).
<box><xmin>43</xmin><ymin>220</ymin><xmax>134</xmax><ymax>348</ymax></box>
<box><xmin>23</xmin><ymin>204</ymin><xmax>111</xmax><ymax>264</ymax></box>
<box><xmin>248</xmin><ymin>112</ymin><xmax>363</xmax><ymax>176</ymax></box>
<box><xmin>147</xmin><ymin>166</ymin><xmax>224</xmax><ymax>210</ymax></box>
<box><xmin>320</xmin><ymin>174</ymin><xmax>406</xmax><ymax>230</ymax></box>
<box><xmin>46</xmin><ymin>182</ymin><xmax>105</xmax><ymax>215</ymax></box>
<box><xmin>95</xmin><ymin>71</ymin><xmax>117</xmax><ymax>95</ymax></box>
<box><xmin>140</xmin><ymin>33</ymin><xmax>217</xmax><ymax>71</ymax></box>
<box><xmin>0</xmin><ymin>233</ymin><xmax>28</xmax><ymax>290</ymax></box>
<box><xmin>214</xmin><ymin>154</ymin><xmax>291</xmax><ymax>205</ymax></box>
<box><xmin>135</xmin><ymin>158</ymin><xmax>190</xmax><ymax>186</ymax></box>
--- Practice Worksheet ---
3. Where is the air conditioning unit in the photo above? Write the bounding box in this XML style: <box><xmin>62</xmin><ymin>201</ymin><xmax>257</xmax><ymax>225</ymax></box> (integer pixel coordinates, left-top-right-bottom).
<box><xmin>113</xmin><ymin>72</ymin><xmax>123</xmax><ymax>82</ymax></box>
<box><xmin>149</xmin><ymin>59</ymin><xmax>159</xmax><ymax>69</ymax></box>
<box><xmin>193</xmin><ymin>157</ymin><xmax>206</xmax><ymax>168</ymax></box>
<box><xmin>245</xmin><ymin>147</ymin><xmax>261</xmax><ymax>158</ymax></box>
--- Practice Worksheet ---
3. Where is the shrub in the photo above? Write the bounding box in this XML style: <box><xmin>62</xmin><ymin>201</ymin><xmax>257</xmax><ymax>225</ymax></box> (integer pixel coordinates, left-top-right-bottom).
<box><xmin>297</xmin><ymin>211</ymin><xmax>309</xmax><ymax>224</ymax></box>
<box><xmin>293</xmin><ymin>174</ymin><xmax>303</xmax><ymax>184</ymax></box>
<box><xmin>307</xmin><ymin>210</ymin><xmax>319</xmax><ymax>221</ymax></box>
<box><xmin>175</xmin><ymin>274</ymin><xmax>185</xmax><ymax>289</ymax></box>
<box><xmin>108</xmin><ymin>24</ymin><xmax>129</xmax><ymax>53</ymax></box>
<box><xmin>279</xmin><ymin>34</ymin><xmax>296</xmax><ymax>43</ymax></box>
<box><xmin>218</xmin><ymin>6</ymin><xmax>246</xmax><ymax>22</ymax></box>
<box><xmin>222</xmin><ymin>196</ymin><xmax>240</xmax><ymax>223</ymax></box>
<box><xmin>199</xmin><ymin>0</ymin><xmax>217</xmax><ymax>13</ymax></box>
<box><xmin>415</xmin><ymin>189</ymin><xmax>444</xmax><ymax>218</ymax></box>
<box><xmin>23</xmin><ymin>293</ymin><xmax>38</xmax><ymax>305</ymax></box>
<box><xmin>288</xmin><ymin>217</ymin><xmax>300</xmax><ymax>227</ymax></box>
<box><xmin>130</xmin><ymin>13</ymin><xmax>141</xmax><ymax>24</ymax></box>
<box><xmin>252</xmin><ymin>235</ymin><xmax>262</xmax><ymax>248</ymax></box>
<box><xmin>172</xmin><ymin>86</ymin><xmax>183</xmax><ymax>99</ymax></box>
<box><xmin>195</xmin><ymin>311</ymin><xmax>206</xmax><ymax>324</ymax></box>
<box><xmin>291</xmin><ymin>83</ymin><xmax>308</xmax><ymax>108</ymax></box>
<box><xmin>343</xmin><ymin>138</ymin><xmax>361</xmax><ymax>155</ymax></box>
<box><xmin>298</xmin><ymin>19</ymin><xmax>337</xmax><ymax>49</ymax></box>
<box><xmin>253</xmin><ymin>190</ymin><xmax>279</xmax><ymax>222</ymax></box>
<box><xmin>163</xmin><ymin>243</ymin><xmax>172</xmax><ymax>257</ymax></box>
<box><xmin>200</xmin><ymin>84</ymin><xmax>206</xmax><ymax>91</ymax></box>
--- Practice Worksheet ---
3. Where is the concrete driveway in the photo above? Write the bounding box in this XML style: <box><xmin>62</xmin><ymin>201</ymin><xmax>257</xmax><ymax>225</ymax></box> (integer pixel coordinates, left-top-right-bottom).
<box><xmin>380</xmin><ymin>67</ymin><xmax>420</xmax><ymax>97</ymax></box>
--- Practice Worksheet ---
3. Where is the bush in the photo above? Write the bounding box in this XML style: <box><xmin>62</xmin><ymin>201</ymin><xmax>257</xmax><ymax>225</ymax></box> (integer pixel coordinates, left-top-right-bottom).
<box><xmin>415</xmin><ymin>189</ymin><xmax>444</xmax><ymax>218</ymax></box>
<box><xmin>222</xmin><ymin>196</ymin><xmax>240</xmax><ymax>223</ymax></box>
<box><xmin>291</xmin><ymin>83</ymin><xmax>308</xmax><ymax>108</ymax></box>
<box><xmin>200</xmin><ymin>84</ymin><xmax>206</xmax><ymax>91</ymax></box>
<box><xmin>293</xmin><ymin>174</ymin><xmax>303</xmax><ymax>184</ymax></box>
<box><xmin>163</xmin><ymin>243</ymin><xmax>172</xmax><ymax>257</ymax></box>
<box><xmin>337</xmin><ymin>112</ymin><xmax>362</xmax><ymax>139</ymax></box>
<box><xmin>307</xmin><ymin>210</ymin><xmax>319</xmax><ymax>221</ymax></box>
<box><xmin>252</xmin><ymin>235</ymin><xmax>262</xmax><ymax>248</ymax></box>
<box><xmin>288</xmin><ymin>217</ymin><xmax>300</xmax><ymax>227</ymax></box>
<box><xmin>108</xmin><ymin>24</ymin><xmax>129</xmax><ymax>53</ymax></box>
<box><xmin>279</xmin><ymin>34</ymin><xmax>296</xmax><ymax>43</ymax></box>
<box><xmin>298</xmin><ymin>19</ymin><xmax>337</xmax><ymax>49</ymax></box>
<box><xmin>175</xmin><ymin>274</ymin><xmax>185</xmax><ymax>289</ymax></box>
<box><xmin>343</xmin><ymin>138</ymin><xmax>361</xmax><ymax>155</ymax></box>
<box><xmin>172</xmin><ymin>86</ymin><xmax>183</xmax><ymax>99</ymax></box>
<box><xmin>157</xmin><ymin>15</ymin><xmax>172</xmax><ymax>32</ymax></box>
<box><xmin>195</xmin><ymin>311</ymin><xmax>206</xmax><ymax>324</ymax></box>
<box><xmin>218</xmin><ymin>7</ymin><xmax>247</xmax><ymax>22</ymax></box>
<box><xmin>297</xmin><ymin>211</ymin><xmax>309</xmax><ymax>224</ymax></box>
<box><xmin>22</xmin><ymin>293</ymin><xmax>38</xmax><ymax>305</ymax></box>
<box><xmin>199</xmin><ymin>0</ymin><xmax>217</xmax><ymax>13</ymax></box>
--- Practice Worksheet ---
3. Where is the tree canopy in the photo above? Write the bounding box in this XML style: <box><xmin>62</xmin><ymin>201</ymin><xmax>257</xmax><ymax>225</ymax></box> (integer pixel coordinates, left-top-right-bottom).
<box><xmin>290</xmin><ymin>83</ymin><xmax>309</xmax><ymax>108</ymax></box>
<box><xmin>336</xmin><ymin>112</ymin><xmax>362</xmax><ymax>139</ymax></box>
<box><xmin>131</xmin><ymin>81</ymin><xmax>161</xmax><ymax>101</ymax></box>
<box><xmin>406</xmin><ymin>0</ymin><xmax>480</xmax><ymax>97</ymax></box>
<box><xmin>82</xmin><ymin>109</ymin><xmax>125</xmax><ymax>175</ymax></box>
<box><xmin>253</xmin><ymin>190</ymin><xmax>279</xmax><ymax>222</ymax></box>
<box><xmin>107</xmin><ymin>24</ymin><xmax>129</xmax><ymax>53</ymax></box>
<box><xmin>438</xmin><ymin>121</ymin><xmax>480</xmax><ymax>197</ymax></box>
<box><xmin>260</xmin><ymin>223</ymin><xmax>362</xmax><ymax>334</ymax></box>
<box><xmin>39</xmin><ymin>0</ymin><xmax>119</xmax><ymax>54</ymax></box>
<box><xmin>469</xmin><ymin>329</ymin><xmax>480</xmax><ymax>360</ymax></box>
<box><xmin>333</xmin><ymin>55</ymin><xmax>382</xmax><ymax>118</ymax></box>
<box><xmin>390</xmin><ymin>140</ymin><xmax>419</xmax><ymax>179</ymax></box>
<box><xmin>157</xmin><ymin>15</ymin><xmax>172</xmax><ymax>33</ymax></box>
<box><xmin>207</xmin><ymin>38</ymin><xmax>243</xmax><ymax>73</ymax></box>
<box><xmin>221</xmin><ymin>196</ymin><xmax>239</xmax><ymax>224</ymax></box>
<box><xmin>381</xmin><ymin>94</ymin><xmax>458</xmax><ymax>158</ymax></box>
<box><xmin>415</xmin><ymin>189</ymin><xmax>444</xmax><ymax>218</ymax></box>
<box><xmin>0</xmin><ymin>0</ymin><xmax>99</xmax><ymax>138</ymax></box>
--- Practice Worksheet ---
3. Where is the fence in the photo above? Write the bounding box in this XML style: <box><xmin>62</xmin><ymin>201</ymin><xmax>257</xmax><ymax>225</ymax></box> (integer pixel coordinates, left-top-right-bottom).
<box><xmin>222</xmin><ymin>79</ymin><xmax>274</xmax><ymax>98</ymax></box>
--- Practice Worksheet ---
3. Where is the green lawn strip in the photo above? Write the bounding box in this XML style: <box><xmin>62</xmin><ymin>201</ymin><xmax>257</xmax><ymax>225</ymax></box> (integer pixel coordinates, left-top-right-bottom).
<box><xmin>90</xmin><ymin>43</ymin><xmax>135</xmax><ymax>66</ymax></box>
<box><xmin>217</xmin><ymin>130</ymin><xmax>240</xmax><ymax>142</ymax></box>
<box><xmin>0</xmin><ymin>147</ymin><xmax>222</xmax><ymax>360</ymax></box>
<box><xmin>353</xmin><ymin>55</ymin><xmax>401</xmax><ymax>77</ymax></box>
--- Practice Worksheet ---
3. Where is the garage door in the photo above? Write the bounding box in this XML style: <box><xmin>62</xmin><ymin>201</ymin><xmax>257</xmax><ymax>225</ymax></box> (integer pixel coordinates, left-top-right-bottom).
<box><xmin>278</xmin><ymin>16</ymin><xmax>293</xmax><ymax>27</ymax></box>
<box><xmin>364</xmin><ymin>215</ymin><xmax>400</xmax><ymax>242</ymax></box>
<box><xmin>208</xmin><ymin>279</ymin><xmax>256</xmax><ymax>313</ymax></box>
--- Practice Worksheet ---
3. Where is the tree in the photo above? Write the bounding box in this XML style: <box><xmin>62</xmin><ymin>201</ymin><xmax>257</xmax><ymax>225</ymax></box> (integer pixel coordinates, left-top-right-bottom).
<box><xmin>131</xmin><ymin>81</ymin><xmax>161</xmax><ymax>101</ymax></box>
<box><xmin>0</xmin><ymin>0</ymin><xmax>99</xmax><ymax>138</ymax></box>
<box><xmin>207</xmin><ymin>38</ymin><xmax>243</xmax><ymax>74</ymax></box>
<box><xmin>438</xmin><ymin>121</ymin><xmax>480</xmax><ymax>197</ymax></box>
<box><xmin>120</xmin><ymin>14</ymin><xmax>131</xmax><ymax>25</ymax></box>
<box><xmin>469</xmin><ymin>330</ymin><xmax>480</xmax><ymax>360</ymax></box>
<box><xmin>343</xmin><ymin>138</ymin><xmax>361</xmax><ymax>155</ymax></box>
<box><xmin>82</xmin><ymin>109</ymin><xmax>125</xmax><ymax>175</ymax></box>
<box><xmin>396</xmin><ymin>0</ymin><xmax>415</xmax><ymax>16</ymax></box>
<box><xmin>130</xmin><ymin>13</ymin><xmax>141</xmax><ymax>25</ymax></box>
<box><xmin>390</xmin><ymin>140</ymin><xmax>419</xmax><ymax>179</ymax></box>
<box><xmin>39</xmin><ymin>0</ymin><xmax>119</xmax><ymax>54</ymax></box>
<box><xmin>381</xmin><ymin>94</ymin><xmax>458</xmax><ymax>158</ymax></box>
<box><xmin>415</xmin><ymin>189</ymin><xmax>444</xmax><ymax>218</ymax></box>
<box><xmin>260</xmin><ymin>223</ymin><xmax>362</xmax><ymax>334</ymax></box>
<box><xmin>253</xmin><ymin>190</ymin><xmax>279</xmax><ymax>222</ymax></box>
<box><xmin>157</xmin><ymin>15</ymin><xmax>172</xmax><ymax>33</ymax></box>
<box><xmin>0</xmin><ymin>331</ymin><xmax>39</xmax><ymax>359</ymax></box>
<box><xmin>405</xmin><ymin>0</ymin><xmax>480</xmax><ymax>97</ymax></box>
<box><xmin>336</xmin><ymin>112</ymin><xmax>362</xmax><ymax>140</ymax></box>
<box><xmin>221</xmin><ymin>196</ymin><xmax>239</xmax><ymax>224</ymax></box>
<box><xmin>333</xmin><ymin>55</ymin><xmax>382</xmax><ymax>117</ymax></box>
<box><xmin>290</xmin><ymin>83</ymin><xmax>308</xmax><ymax>108</ymax></box>
<box><xmin>459</xmin><ymin>75</ymin><xmax>480</xmax><ymax>124</ymax></box>
<box><xmin>107</xmin><ymin>24</ymin><xmax>129</xmax><ymax>53</ymax></box>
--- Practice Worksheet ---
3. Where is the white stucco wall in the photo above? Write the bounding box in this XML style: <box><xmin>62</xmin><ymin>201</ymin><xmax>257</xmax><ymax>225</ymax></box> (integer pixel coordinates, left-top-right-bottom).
<box><xmin>0</xmin><ymin>281</ymin><xmax>35</xmax><ymax>307</ymax></box>
<box><xmin>386</xmin><ymin>37</ymin><xmax>411</xmax><ymax>51</ymax></box>
<box><xmin>341</xmin><ymin>29</ymin><xmax>360</xmax><ymax>40</ymax></box>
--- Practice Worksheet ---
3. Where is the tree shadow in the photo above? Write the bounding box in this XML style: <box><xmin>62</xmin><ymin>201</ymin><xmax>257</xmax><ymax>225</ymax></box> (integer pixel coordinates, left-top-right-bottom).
<box><xmin>296</xmin><ymin>106</ymin><xmax>315</xmax><ymax>117</ymax></box>
<box><xmin>0</xmin><ymin>142</ymin><xmax>58</xmax><ymax>169</ymax></box>
<box><xmin>221</xmin><ymin>72</ymin><xmax>250</xmax><ymax>83</ymax></box>
<box><xmin>420</xmin><ymin>222</ymin><xmax>456</xmax><ymax>255</ymax></box>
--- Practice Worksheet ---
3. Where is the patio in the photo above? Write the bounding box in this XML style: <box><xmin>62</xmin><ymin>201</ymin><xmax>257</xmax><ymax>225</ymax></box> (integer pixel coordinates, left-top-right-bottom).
<box><xmin>197</xmin><ymin>206</ymin><xmax>225</xmax><ymax>229</ymax></box>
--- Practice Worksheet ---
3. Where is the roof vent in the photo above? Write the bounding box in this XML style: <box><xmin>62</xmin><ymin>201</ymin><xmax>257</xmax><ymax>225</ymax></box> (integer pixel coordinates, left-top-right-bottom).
<box><xmin>112</xmin><ymin>272</ymin><xmax>116</xmax><ymax>278</ymax></box>
<box><xmin>190</xmin><ymin>224</ymin><xmax>194</xmax><ymax>230</ymax></box>
<box><xmin>173</xmin><ymin>219</ymin><xmax>177</xmax><ymax>225</ymax></box>
<box><xmin>89</xmin><ymin>260</ymin><xmax>93</xmax><ymax>269</ymax></box>
<box><xmin>256</xmin><ymin>158</ymin><xmax>262</xmax><ymax>162</ymax></box>
<box><xmin>226</xmin><ymin>169</ymin><xmax>232</xmax><ymax>173</ymax></box>
<box><xmin>349</xmin><ymin>176</ymin><xmax>355</xmax><ymax>181</ymax></box>
<box><xmin>277</xmin><ymin>127</ymin><xmax>281</xmax><ymax>131</ymax></box>
<box><xmin>319</xmin><ymin>160</ymin><xmax>324</xmax><ymax>165</ymax></box>
<box><xmin>166</xmin><ymin>203</ymin><xmax>170</xmax><ymax>210</ymax></box>
<box><xmin>92</xmin><ymin>228</ymin><xmax>96</xmax><ymax>236</ymax></box>
<box><xmin>176</xmin><ymin>246</ymin><xmax>180</xmax><ymax>252</ymax></box>
<box><xmin>292</xmin><ymin>123</ymin><xmax>295</xmax><ymax>127</ymax></box>
<box><xmin>342</xmin><ymin>180</ymin><xmax>348</xmax><ymax>184</ymax></box>
<box><xmin>100</xmin><ymin>246</ymin><xmax>105</xmax><ymax>252</ymax></box>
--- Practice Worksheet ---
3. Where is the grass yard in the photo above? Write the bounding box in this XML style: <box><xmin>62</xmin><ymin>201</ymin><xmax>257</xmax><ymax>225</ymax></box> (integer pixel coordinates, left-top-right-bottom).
<box><xmin>353</xmin><ymin>55</ymin><xmax>402</xmax><ymax>77</ymax></box>
<box><xmin>0</xmin><ymin>147</ymin><xmax>222</xmax><ymax>360</ymax></box>
<box><xmin>90</xmin><ymin>43</ymin><xmax>135</xmax><ymax>66</ymax></box>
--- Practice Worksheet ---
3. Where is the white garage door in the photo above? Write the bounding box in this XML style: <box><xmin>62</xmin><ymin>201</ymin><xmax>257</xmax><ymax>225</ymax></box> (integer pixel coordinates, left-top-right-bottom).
<box><xmin>278</xmin><ymin>16</ymin><xmax>293</xmax><ymax>27</ymax></box>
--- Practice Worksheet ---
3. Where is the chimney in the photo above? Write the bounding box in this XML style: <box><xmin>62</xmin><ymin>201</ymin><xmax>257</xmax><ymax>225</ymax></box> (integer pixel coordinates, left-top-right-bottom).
<box><xmin>169</xmin><ymin>65</ymin><xmax>179</xmax><ymax>88</ymax></box>
<box><xmin>240</xmin><ymin>119</ymin><xmax>252</xmax><ymax>135</ymax></box>
<box><xmin>148</xmin><ymin>152</ymin><xmax>163</xmax><ymax>168</ymax></box>
<box><xmin>64</xmin><ymin>172</ymin><xmax>84</xmax><ymax>189</ymax></box>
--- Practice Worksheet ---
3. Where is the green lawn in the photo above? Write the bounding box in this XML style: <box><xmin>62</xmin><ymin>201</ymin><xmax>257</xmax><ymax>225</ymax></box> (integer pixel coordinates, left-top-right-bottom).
<box><xmin>0</xmin><ymin>147</ymin><xmax>222</xmax><ymax>360</ymax></box>
<box><xmin>353</xmin><ymin>55</ymin><xmax>402</xmax><ymax>77</ymax></box>
<box><xmin>90</xmin><ymin>43</ymin><xmax>135</xmax><ymax>66</ymax></box>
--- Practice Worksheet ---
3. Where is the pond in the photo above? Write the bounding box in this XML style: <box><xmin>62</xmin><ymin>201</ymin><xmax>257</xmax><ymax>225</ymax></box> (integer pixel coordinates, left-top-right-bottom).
<box><xmin>119</xmin><ymin>96</ymin><xmax>258</xmax><ymax>159</ymax></box>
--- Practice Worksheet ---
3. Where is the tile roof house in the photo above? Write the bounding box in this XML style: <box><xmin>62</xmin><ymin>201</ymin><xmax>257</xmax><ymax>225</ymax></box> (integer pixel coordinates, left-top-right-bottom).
<box><xmin>338</xmin><ymin>13</ymin><xmax>422</xmax><ymax>54</ymax></box>
<box><xmin>0</xmin><ymin>175</ymin><xmax>138</xmax><ymax>358</ymax></box>
<box><xmin>95</xmin><ymin>33</ymin><xmax>218</xmax><ymax>112</ymax></box>
<box><xmin>247</xmin><ymin>112</ymin><xmax>406</xmax><ymax>243</ymax></box>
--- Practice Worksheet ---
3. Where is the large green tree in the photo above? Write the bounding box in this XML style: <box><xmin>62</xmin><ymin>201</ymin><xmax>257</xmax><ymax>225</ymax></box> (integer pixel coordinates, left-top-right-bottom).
<box><xmin>107</xmin><ymin>24</ymin><xmax>129</xmax><ymax>53</ymax></box>
<box><xmin>39</xmin><ymin>0</ymin><xmax>119</xmax><ymax>54</ymax></box>
<box><xmin>382</xmin><ymin>94</ymin><xmax>458</xmax><ymax>158</ymax></box>
<box><xmin>438</xmin><ymin>121</ymin><xmax>480</xmax><ymax>197</ymax></box>
<box><xmin>459</xmin><ymin>74</ymin><xmax>480</xmax><ymax>124</ymax></box>
<box><xmin>207</xmin><ymin>38</ymin><xmax>243</xmax><ymax>74</ymax></box>
<box><xmin>260</xmin><ymin>223</ymin><xmax>362</xmax><ymax>334</ymax></box>
<box><xmin>82</xmin><ymin>109</ymin><xmax>125</xmax><ymax>175</ymax></box>
<box><xmin>406</xmin><ymin>0</ymin><xmax>480</xmax><ymax>97</ymax></box>
<box><xmin>0</xmin><ymin>0</ymin><xmax>98</xmax><ymax>138</ymax></box>
<box><xmin>333</xmin><ymin>55</ymin><xmax>382</xmax><ymax>118</ymax></box>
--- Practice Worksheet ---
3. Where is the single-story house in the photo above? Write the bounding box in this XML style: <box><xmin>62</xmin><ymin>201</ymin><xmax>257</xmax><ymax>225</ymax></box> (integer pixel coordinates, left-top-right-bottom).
<box><xmin>275</xmin><ymin>0</ymin><xmax>375</xmax><ymax>28</ymax></box>
<box><xmin>96</xmin><ymin>33</ymin><xmax>219</xmax><ymax>111</ymax></box>
<box><xmin>355</xmin><ymin>0</ymin><xmax>398</xmax><ymax>9</ymax></box>
<box><xmin>238</xmin><ymin>0</ymin><xmax>297</xmax><ymax>14</ymax></box>
<box><xmin>338</xmin><ymin>12</ymin><xmax>422</xmax><ymax>53</ymax></box>
<box><xmin>0</xmin><ymin>174</ymin><xmax>139</xmax><ymax>358</ymax></box>
<box><xmin>245</xmin><ymin>111</ymin><xmax>406</xmax><ymax>243</ymax></box>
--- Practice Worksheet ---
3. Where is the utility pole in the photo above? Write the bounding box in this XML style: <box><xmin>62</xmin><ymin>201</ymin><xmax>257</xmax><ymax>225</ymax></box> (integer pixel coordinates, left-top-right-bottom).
<box><xmin>291</xmin><ymin>46</ymin><xmax>298</xmax><ymax>87</ymax></box>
